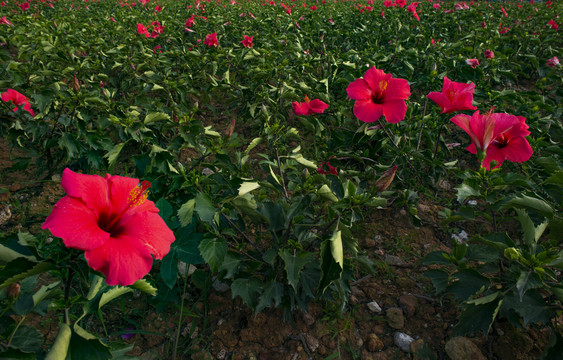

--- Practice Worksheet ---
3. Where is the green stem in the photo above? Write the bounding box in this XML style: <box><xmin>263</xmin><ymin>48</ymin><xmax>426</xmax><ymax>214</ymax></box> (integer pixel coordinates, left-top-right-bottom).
<box><xmin>7</xmin><ymin>315</ymin><xmax>27</xmax><ymax>347</ymax></box>
<box><xmin>171</xmin><ymin>266</ymin><xmax>189</xmax><ymax>360</ymax></box>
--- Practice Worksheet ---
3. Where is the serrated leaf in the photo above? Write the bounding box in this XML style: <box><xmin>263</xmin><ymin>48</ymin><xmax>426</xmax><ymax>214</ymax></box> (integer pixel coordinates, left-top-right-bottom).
<box><xmin>178</xmin><ymin>199</ymin><xmax>195</xmax><ymax>227</ymax></box>
<box><xmin>424</xmin><ymin>269</ymin><xmax>449</xmax><ymax>294</ymax></box>
<box><xmin>144</xmin><ymin>112</ymin><xmax>170</xmax><ymax>124</ymax></box>
<box><xmin>105</xmin><ymin>142</ymin><xmax>127</xmax><ymax>169</ymax></box>
<box><xmin>231</xmin><ymin>278</ymin><xmax>263</xmax><ymax>309</ymax></box>
<box><xmin>218</xmin><ymin>252</ymin><xmax>241</xmax><ymax>279</ymax></box>
<box><xmin>32</xmin><ymin>282</ymin><xmax>61</xmax><ymax>307</ymax></box>
<box><xmin>456</xmin><ymin>182</ymin><xmax>480</xmax><ymax>203</ymax></box>
<box><xmin>99</xmin><ymin>286</ymin><xmax>132</xmax><ymax>310</ymax></box>
<box><xmin>290</xmin><ymin>154</ymin><xmax>317</xmax><ymax>169</ymax></box>
<box><xmin>130</xmin><ymin>279</ymin><xmax>157</xmax><ymax>295</ymax></box>
<box><xmin>255</xmin><ymin>281</ymin><xmax>283</xmax><ymax>313</ymax></box>
<box><xmin>198</xmin><ymin>238</ymin><xmax>227</xmax><ymax>273</ymax></box>
<box><xmin>466</xmin><ymin>291</ymin><xmax>500</xmax><ymax>305</ymax></box>
<box><xmin>10</xmin><ymin>326</ymin><xmax>43</xmax><ymax>353</ymax></box>
<box><xmin>45</xmin><ymin>323</ymin><xmax>71</xmax><ymax>360</ymax></box>
<box><xmin>279</xmin><ymin>250</ymin><xmax>314</xmax><ymax>292</ymax></box>
<box><xmin>318</xmin><ymin>184</ymin><xmax>338</xmax><ymax>202</ymax></box>
<box><xmin>447</xmin><ymin>269</ymin><xmax>490</xmax><ymax>301</ymax></box>
<box><xmin>160</xmin><ymin>253</ymin><xmax>177</xmax><ymax>289</ymax></box>
<box><xmin>69</xmin><ymin>327</ymin><xmax>111</xmax><ymax>360</ymax></box>
<box><xmin>194</xmin><ymin>193</ymin><xmax>216</xmax><ymax>224</ymax></box>
<box><xmin>503</xmin><ymin>290</ymin><xmax>550</xmax><ymax>326</ymax></box>
<box><xmin>319</xmin><ymin>231</ymin><xmax>344</xmax><ymax>295</ymax></box>
<box><xmin>245</xmin><ymin>137</ymin><xmax>262</xmax><ymax>153</ymax></box>
<box><xmin>453</xmin><ymin>298</ymin><xmax>503</xmax><ymax>337</ymax></box>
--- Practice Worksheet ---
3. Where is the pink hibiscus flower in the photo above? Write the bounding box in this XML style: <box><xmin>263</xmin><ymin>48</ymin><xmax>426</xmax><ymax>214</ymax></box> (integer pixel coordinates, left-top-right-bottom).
<box><xmin>426</xmin><ymin>77</ymin><xmax>477</xmax><ymax>113</ymax></box>
<box><xmin>465</xmin><ymin>58</ymin><xmax>480</xmax><ymax>69</ymax></box>
<box><xmin>42</xmin><ymin>169</ymin><xmax>175</xmax><ymax>286</ymax></box>
<box><xmin>292</xmin><ymin>95</ymin><xmax>329</xmax><ymax>116</ymax></box>
<box><xmin>0</xmin><ymin>16</ymin><xmax>13</xmax><ymax>26</ymax></box>
<box><xmin>346</xmin><ymin>67</ymin><xmax>411</xmax><ymax>123</ymax></box>
<box><xmin>546</xmin><ymin>56</ymin><xmax>560</xmax><ymax>67</ymax></box>
<box><xmin>484</xmin><ymin>50</ymin><xmax>495</xmax><ymax>59</ymax></box>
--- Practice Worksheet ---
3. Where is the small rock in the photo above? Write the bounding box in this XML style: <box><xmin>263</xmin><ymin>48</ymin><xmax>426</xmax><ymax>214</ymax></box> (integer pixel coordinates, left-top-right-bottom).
<box><xmin>0</xmin><ymin>204</ymin><xmax>11</xmax><ymax>226</ymax></box>
<box><xmin>363</xmin><ymin>237</ymin><xmax>376</xmax><ymax>248</ymax></box>
<box><xmin>367</xmin><ymin>334</ymin><xmax>384</xmax><ymax>352</ymax></box>
<box><xmin>51</xmin><ymin>174</ymin><xmax>62</xmax><ymax>182</ymax></box>
<box><xmin>212</xmin><ymin>279</ymin><xmax>229</xmax><ymax>293</ymax></box>
<box><xmin>393</xmin><ymin>332</ymin><xmax>414</xmax><ymax>352</ymax></box>
<box><xmin>385</xmin><ymin>254</ymin><xmax>404</xmax><ymax>266</ymax></box>
<box><xmin>399</xmin><ymin>294</ymin><xmax>418</xmax><ymax>317</ymax></box>
<box><xmin>216</xmin><ymin>349</ymin><xmax>227</xmax><ymax>360</ymax></box>
<box><xmin>367</xmin><ymin>301</ymin><xmax>382</xmax><ymax>313</ymax></box>
<box><xmin>302</xmin><ymin>312</ymin><xmax>315</xmax><ymax>326</ymax></box>
<box><xmin>305</xmin><ymin>333</ymin><xmax>319</xmax><ymax>352</ymax></box>
<box><xmin>386</xmin><ymin>308</ymin><xmax>405</xmax><ymax>329</ymax></box>
<box><xmin>445</xmin><ymin>337</ymin><xmax>486</xmax><ymax>360</ymax></box>
<box><xmin>374</xmin><ymin>235</ymin><xmax>382</xmax><ymax>244</ymax></box>
<box><xmin>410</xmin><ymin>339</ymin><xmax>425</xmax><ymax>353</ymax></box>
<box><xmin>372</xmin><ymin>324</ymin><xmax>385</xmax><ymax>335</ymax></box>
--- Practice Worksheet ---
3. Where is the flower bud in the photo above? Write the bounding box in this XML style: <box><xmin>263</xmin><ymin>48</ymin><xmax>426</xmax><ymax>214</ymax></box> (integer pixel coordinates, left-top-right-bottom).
<box><xmin>504</xmin><ymin>247</ymin><xmax>521</xmax><ymax>261</ymax></box>
<box><xmin>5</xmin><ymin>283</ymin><xmax>20</xmax><ymax>299</ymax></box>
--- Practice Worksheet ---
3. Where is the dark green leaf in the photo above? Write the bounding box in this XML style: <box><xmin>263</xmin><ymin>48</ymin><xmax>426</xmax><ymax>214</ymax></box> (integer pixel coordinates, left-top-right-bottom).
<box><xmin>279</xmin><ymin>250</ymin><xmax>314</xmax><ymax>292</ymax></box>
<box><xmin>194</xmin><ymin>193</ymin><xmax>216</xmax><ymax>224</ymax></box>
<box><xmin>0</xmin><ymin>258</ymin><xmax>54</xmax><ymax>290</ymax></box>
<box><xmin>447</xmin><ymin>269</ymin><xmax>490</xmax><ymax>301</ymax></box>
<box><xmin>424</xmin><ymin>270</ymin><xmax>449</xmax><ymax>294</ymax></box>
<box><xmin>10</xmin><ymin>326</ymin><xmax>43</xmax><ymax>353</ymax></box>
<box><xmin>231</xmin><ymin>278</ymin><xmax>263</xmax><ymax>309</ymax></box>
<box><xmin>453</xmin><ymin>298</ymin><xmax>503</xmax><ymax>337</ymax></box>
<box><xmin>255</xmin><ymin>281</ymin><xmax>283</xmax><ymax>313</ymax></box>
<box><xmin>198</xmin><ymin>238</ymin><xmax>226</xmax><ymax>273</ymax></box>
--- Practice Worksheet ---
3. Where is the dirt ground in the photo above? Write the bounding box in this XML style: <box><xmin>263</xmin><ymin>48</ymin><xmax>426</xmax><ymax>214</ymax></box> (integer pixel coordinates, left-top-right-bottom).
<box><xmin>0</xmin><ymin>138</ymin><xmax>553</xmax><ymax>360</ymax></box>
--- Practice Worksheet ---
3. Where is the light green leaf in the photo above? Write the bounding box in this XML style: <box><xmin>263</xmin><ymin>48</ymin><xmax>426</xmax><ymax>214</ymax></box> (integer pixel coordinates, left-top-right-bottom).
<box><xmin>466</xmin><ymin>291</ymin><xmax>500</xmax><ymax>305</ymax></box>
<box><xmin>45</xmin><ymin>323</ymin><xmax>71</xmax><ymax>360</ymax></box>
<box><xmin>290</xmin><ymin>154</ymin><xmax>317</xmax><ymax>169</ymax></box>
<box><xmin>198</xmin><ymin>238</ymin><xmax>227</xmax><ymax>273</ymax></box>
<box><xmin>503</xmin><ymin>195</ymin><xmax>554</xmax><ymax>218</ymax></box>
<box><xmin>33</xmin><ymin>282</ymin><xmax>61</xmax><ymax>307</ymax></box>
<box><xmin>144</xmin><ymin>112</ymin><xmax>170</xmax><ymax>124</ymax></box>
<box><xmin>105</xmin><ymin>142</ymin><xmax>127</xmax><ymax>169</ymax></box>
<box><xmin>99</xmin><ymin>286</ymin><xmax>132</xmax><ymax>310</ymax></box>
<box><xmin>130</xmin><ymin>279</ymin><xmax>157</xmax><ymax>296</ymax></box>
<box><xmin>318</xmin><ymin>184</ymin><xmax>338</xmax><ymax>202</ymax></box>
<box><xmin>178</xmin><ymin>199</ymin><xmax>196</xmax><ymax>227</ymax></box>
<box><xmin>238</xmin><ymin>182</ymin><xmax>260</xmax><ymax>197</ymax></box>
<box><xmin>194</xmin><ymin>193</ymin><xmax>216</xmax><ymax>224</ymax></box>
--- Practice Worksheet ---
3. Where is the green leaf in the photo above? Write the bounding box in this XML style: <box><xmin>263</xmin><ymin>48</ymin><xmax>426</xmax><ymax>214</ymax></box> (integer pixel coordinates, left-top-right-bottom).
<box><xmin>144</xmin><ymin>112</ymin><xmax>170</xmax><ymax>124</ymax></box>
<box><xmin>516</xmin><ymin>270</ymin><xmax>543</xmax><ymax>301</ymax></box>
<box><xmin>424</xmin><ymin>270</ymin><xmax>449</xmax><ymax>294</ymax></box>
<box><xmin>0</xmin><ymin>258</ymin><xmax>54</xmax><ymax>290</ymax></box>
<box><xmin>453</xmin><ymin>298</ymin><xmax>503</xmax><ymax>337</ymax></box>
<box><xmin>544</xmin><ymin>170</ymin><xmax>563</xmax><ymax>186</ymax></box>
<box><xmin>255</xmin><ymin>281</ymin><xmax>283</xmax><ymax>313</ymax></box>
<box><xmin>178</xmin><ymin>199</ymin><xmax>195</xmax><ymax>227</ymax></box>
<box><xmin>319</xmin><ymin>231</ymin><xmax>344</xmax><ymax>295</ymax></box>
<box><xmin>130</xmin><ymin>279</ymin><xmax>157</xmax><ymax>296</ymax></box>
<box><xmin>231</xmin><ymin>278</ymin><xmax>263</xmax><ymax>309</ymax></box>
<box><xmin>105</xmin><ymin>142</ymin><xmax>127</xmax><ymax>170</ymax></box>
<box><xmin>0</xmin><ymin>347</ymin><xmax>36</xmax><ymax>359</ymax></box>
<box><xmin>10</xmin><ymin>326</ymin><xmax>44</xmax><ymax>353</ymax></box>
<box><xmin>160</xmin><ymin>253</ymin><xmax>177</xmax><ymax>289</ymax></box>
<box><xmin>290</xmin><ymin>153</ymin><xmax>317</xmax><ymax>169</ymax></box>
<box><xmin>99</xmin><ymin>286</ymin><xmax>132</xmax><ymax>310</ymax></box>
<box><xmin>45</xmin><ymin>323</ymin><xmax>71</xmax><ymax>360</ymax></box>
<box><xmin>32</xmin><ymin>282</ymin><xmax>62</xmax><ymax>307</ymax></box>
<box><xmin>58</xmin><ymin>133</ymin><xmax>79</xmax><ymax>159</ymax></box>
<box><xmin>503</xmin><ymin>290</ymin><xmax>550</xmax><ymax>326</ymax></box>
<box><xmin>238</xmin><ymin>182</ymin><xmax>260</xmax><ymax>197</ymax></box>
<box><xmin>194</xmin><ymin>193</ymin><xmax>216</xmax><ymax>224</ymax></box>
<box><xmin>155</xmin><ymin>198</ymin><xmax>173</xmax><ymax>222</ymax></box>
<box><xmin>198</xmin><ymin>238</ymin><xmax>227</xmax><ymax>273</ymax></box>
<box><xmin>218</xmin><ymin>252</ymin><xmax>241</xmax><ymax>279</ymax></box>
<box><xmin>318</xmin><ymin>184</ymin><xmax>339</xmax><ymax>202</ymax></box>
<box><xmin>279</xmin><ymin>250</ymin><xmax>314</xmax><ymax>293</ymax></box>
<box><xmin>447</xmin><ymin>269</ymin><xmax>490</xmax><ymax>301</ymax></box>
<box><xmin>69</xmin><ymin>327</ymin><xmax>111</xmax><ymax>360</ymax></box>
<box><xmin>456</xmin><ymin>182</ymin><xmax>480</xmax><ymax>203</ymax></box>
<box><xmin>422</xmin><ymin>251</ymin><xmax>452</xmax><ymax>266</ymax></box>
<box><xmin>503</xmin><ymin>195</ymin><xmax>554</xmax><ymax>218</ymax></box>
<box><xmin>466</xmin><ymin>291</ymin><xmax>500</xmax><ymax>306</ymax></box>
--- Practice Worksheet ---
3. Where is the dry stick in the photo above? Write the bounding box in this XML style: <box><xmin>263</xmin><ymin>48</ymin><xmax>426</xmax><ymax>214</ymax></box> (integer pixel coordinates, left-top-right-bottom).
<box><xmin>416</xmin><ymin>98</ymin><xmax>429</xmax><ymax>151</ymax></box>
<box><xmin>432</xmin><ymin>120</ymin><xmax>446</xmax><ymax>159</ymax></box>
<box><xmin>220</xmin><ymin>212</ymin><xmax>263</xmax><ymax>256</ymax></box>
<box><xmin>377</xmin><ymin>118</ymin><xmax>398</xmax><ymax>148</ymax></box>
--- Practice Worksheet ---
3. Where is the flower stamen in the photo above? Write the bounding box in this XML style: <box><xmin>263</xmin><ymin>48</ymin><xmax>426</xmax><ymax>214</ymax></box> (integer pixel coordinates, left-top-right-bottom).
<box><xmin>128</xmin><ymin>180</ymin><xmax>151</xmax><ymax>208</ymax></box>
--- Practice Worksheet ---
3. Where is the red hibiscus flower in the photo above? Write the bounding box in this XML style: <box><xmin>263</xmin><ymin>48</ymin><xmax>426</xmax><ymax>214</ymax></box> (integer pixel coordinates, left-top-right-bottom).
<box><xmin>546</xmin><ymin>56</ymin><xmax>560</xmax><ymax>67</ymax></box>
<box><xmin>500</xmin><ymin>5</ymin><xmax>508</xmax><ymax>17</ymax></box>
<box><xmin>185</xmin><ymin>15</ymin><xmax>194</xmax><ymax>29</ymax></box>
<box><xmin>484</xmin><ymin>49</ymin><xmax>495</xmax><ymax>59</ymax></box>
<box><xmin>137</xmin><ymin>23</ymin><xmax>150</xmax><ymax>37</ymax></box>
<box><xmin>292</xmin><ymin>95</ymin><xmax>329</xmax><ymax>116</ymax></box>
<box><xmin>547</xmin><ymin>20</ymin><xmax>558</xmax><ymax>30</ymax></box>
<box><xmin>426</xmin><ymin>77</ymin><xmax>477</xmax><ymax>114</ymax></box>
<box><xmin>241</xmin><ymin>35</ymin><xmax>253</xmax><ymax>48</ymax></box>
<box><xmin>149</xmin><ymin>21</ymin><xmax>164</xmax><ymax>38</ymax></box>
<box><xmin>1</xmin><ymin>89</ymin><xmax>35</xmax><ymax>116</ymax></box>
<box><xmin>346</xmin><ymin>67</ymin><xmax>411</xmax><ymax>124</ymax></box>
<box><xmin>204</xmin><ymin>32</ymin><xmax>218</xmax><ymax>47</ymax></box>
<box><xmin>317</xmin><ymin>160</ymin><xmax>338</xmax><ymax>175</ymax></box>
<box><xmin>0</xmin><ymin>16</ymin><xmax>13</xmax><ymax>26</ymax></box>
<box><xmin>479</xmin><ymin>115</ymin><xmax>532</xmax><ymax>170</ymax></box>
<box><xmin>20</xmin><ymin>2</ymin><xmax>30</xmax><ymax>10</ymax></box>
<box><xmin>42</xmin><ymin>169</ymin><xmax>175</xmax><ymax>286</ymax></box>
<box><xmin>499</xmin><ymin>27</ymin><xmax>510</xmax><ymax>34</ymax></box>
<box><xmin>451</xmin><ymin>111</ymin><xmax>532</xmax><ymax>169</ymax></box>
<box><xmin>465</xmin><ymin>58</ymin><xmax>480</xmax><ymax>69</ymax></box>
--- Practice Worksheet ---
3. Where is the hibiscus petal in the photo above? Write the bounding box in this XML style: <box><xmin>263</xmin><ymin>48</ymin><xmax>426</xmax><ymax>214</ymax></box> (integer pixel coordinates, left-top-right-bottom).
<box><xmin>353</xmin><ymin>99</ymin><xmax>383</xmax><ymax>123</ymax></box>
<box><xmin>382</xmin><ymin>99</ymin><xmax>407</xmax><ymax>123</ymax></box>
<box><xmin>292</xmin><ymin>101</ymin><xmax>310</xmax><ymax>116</ymax></box>
<box><xmin>504</xmin><ymin>137</ymin><xmax>533</xmax><ymax>163</ymax></box>
<box><xmin>346</xmin><ymin>78</ymin><xmax>371</xmax><ymax>100</ymax></box>
<box><xmin>308</xmin><ymin>99</ymin><xmax>329</xmax><ymax>114</ymax></box>
<box><xmin>61</xmin><ymin>169</ymin><xmax>110</xmax><ymax>217</ymax></box>
<box><xmin>385</xmin><ymin>78</ymin><xmax>411</xmax><ymax>100</ymax></box>
<box><xmin>84</xmin><ymin>234</ymin><xmax>153</xmax><ymax>286</ymax></box>
<box><xmin>107</xmin><ymin>174</ymin><xmax>144</xmax><ymax>215</ymax></box>
<box><xmin>117</xmin><ymin>211</ymin><xmax>175</xmax><ymax>260</ymax></box>
<box><xmin>363</xmin><ymin>67</ymin><xmax>387</xmax><ymax>90</ymax></box>
<box><xmin>427</xmin><ymin>92</ymin><xmax>452</xmax><ymax>113</ymax></box>
<box><xmin>42</xmin><ymin>196</ymin><xmax>109</xmax><ymax>251</ymax></box>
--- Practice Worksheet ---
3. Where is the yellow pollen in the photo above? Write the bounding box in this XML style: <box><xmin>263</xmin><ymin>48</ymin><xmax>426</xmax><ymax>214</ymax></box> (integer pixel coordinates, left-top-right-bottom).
<box><xmin>128</xmin><ymin>180</ymin><xmax>151</xmax><ymax>207</ymax></box>
<box><xmin>379</xmin><ymin>80</ymin><xmax>388</xmax><ymax>92</ymax></box>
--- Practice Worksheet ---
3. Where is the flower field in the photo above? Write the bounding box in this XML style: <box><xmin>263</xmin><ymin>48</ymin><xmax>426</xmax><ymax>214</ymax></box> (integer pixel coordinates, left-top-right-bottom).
<box><xmin>0</xmin><ymin>0</ymin><xmax>562</xmax><ymax>358</ymax></box>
